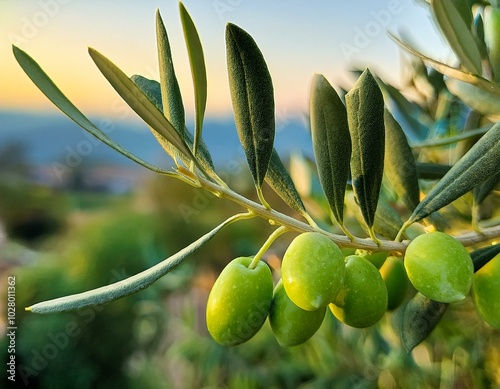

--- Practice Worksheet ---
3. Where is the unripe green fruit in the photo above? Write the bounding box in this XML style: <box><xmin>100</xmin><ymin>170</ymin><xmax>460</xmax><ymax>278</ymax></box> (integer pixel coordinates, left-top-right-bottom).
<box><xmin>355</xmin><ymin>249</ymin><xmax>388</xmax><ymax>269</ymax></box>
<box><xmin>404</xmin><ymin>231</ymin><xmax>473</xmax><ymax>303</ymax></box>
<box><xmin>281</xmin><ymin>232</ymin><xmax>345</xmax><ymax>311</ymax></box>
<box><xmin>330</xmin><ymin>255</ymin><xmax>388</xmax><ymax>328</ymax></box>
<box><xmin>380</xmin><ymin>256</ymin><xmax>409</xmax><ymax>310</ymax></box>
<box><xmin>473</xmin><ymin>253</ymin><xmax>500</xmax><ymax>329</ymax></box>
<box><xmin>269</xmin><ymin>279</ymin><xmax>326</xmax><ymax>347</ymax></box>
<box><xmin>206</xmin><ymin>257</ymin><xmax>273</xmax><ymax>346</ymax></box>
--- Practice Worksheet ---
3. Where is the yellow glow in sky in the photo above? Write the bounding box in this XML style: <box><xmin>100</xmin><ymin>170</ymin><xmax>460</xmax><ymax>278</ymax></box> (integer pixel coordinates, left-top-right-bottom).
<box><xmin>1</xmin><ymin>0</ymin><xmax>448</xmax><ymax>119</ymax></box>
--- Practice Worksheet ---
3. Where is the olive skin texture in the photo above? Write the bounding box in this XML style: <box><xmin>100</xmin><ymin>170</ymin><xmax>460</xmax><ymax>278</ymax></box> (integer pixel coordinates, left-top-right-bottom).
<box><xmin>281</xmin><ymin>232</ymin><xmax>345</xmax><ymax>311</ymax></box>
<box><xmin>404</xmin><ymin>232</ymin><xmax>473</xmax><ymax>303</ymax></box>
<box><xmin>473</xmin><ymin>253</ymin><xmax>500</xmax><ymax>329</ymax></box>
<box><xmin>330</xmin><ymin>255</ymin><xmax>388</xmax><ymax>328</ymax></box>
<box><xmin>206</xmin><ymin>257</ymin><xmax>273</xmax><ymax>346</ymax></box>
<box><xmin>269</xmin><ymin>279</ymin><xmax>326</xmax><ymax>347</ymax></box>
<box><xmin>380</xmin><ymin>256</ymin><xmax>409</xmax><ymax>310</ymax></box>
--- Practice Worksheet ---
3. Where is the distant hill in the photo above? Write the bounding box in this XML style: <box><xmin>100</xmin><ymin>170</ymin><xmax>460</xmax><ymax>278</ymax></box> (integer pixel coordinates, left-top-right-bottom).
<box><xmin>0</xmin><ymin>110</ymin><xmax>313</xmax><ymax>169</ymax></box>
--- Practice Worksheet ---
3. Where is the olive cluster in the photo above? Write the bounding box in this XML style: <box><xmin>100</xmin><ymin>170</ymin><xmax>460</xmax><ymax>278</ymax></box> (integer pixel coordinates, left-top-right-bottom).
<box><xmin>206</xmin><ymin>231</ymin><xmax>499</xmax><ymax>347</ymax></box>
<box><xmin>206</xmin><ymin>232</ymin><xmax>405</xmax><ymax>347</ymax></box>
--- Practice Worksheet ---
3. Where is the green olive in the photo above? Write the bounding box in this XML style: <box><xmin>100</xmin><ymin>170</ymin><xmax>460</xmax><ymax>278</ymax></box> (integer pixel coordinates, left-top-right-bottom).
<box><xmin>206</xmin><ymin>257</ymin><xmax>273</xmax><ymax>346</ymax></box>
<box><xmin>269</xmin><ymin>279</ymin><xmax>326</xmax><ymax>347</ymax></box>
<box><xmin>404</xmin><ymin>231</ymin><xmax>473</xmax><ymax>303</ymax></box>
<box><xmin>473</xmin><ymin>253</ymin><xmax>500</xmax><ymax>329</ymax></box>
<box><xmin>330</xmin><ymin>255</ymin><xmax>388</xmax><ymax>328</ymax></box>
<box><xmin>281</xmin><ymin>232</ymin><xmax>345</xmax><ymax>311</ymax></box>
<box><xmin>379</xmin><ymin>256</ymin><xmax>409</xmax><ymax>310</ymax></box>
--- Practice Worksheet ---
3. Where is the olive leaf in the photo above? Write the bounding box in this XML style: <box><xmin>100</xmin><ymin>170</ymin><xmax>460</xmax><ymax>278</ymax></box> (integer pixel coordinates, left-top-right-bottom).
<box><xmin>226</xmin><ymin>23</ymin><xmax>275</xmax><ymax>199</ymax></box>
<box><xmin>416</xmin><ymin>163</ymin><xmax>452</xmax><ymax>180</ymax></box>
<box><xmin>26</xmin><ymin>215</ymin><xmax>239</xmax><ymax>313</ymax></box>
<box><xmin>473</xmin><ymin>171</ymin><xmax>500</xmax><ymax>207</ymax></box>
<box><xmin>446</xmin><ymin>78</ymin><xmax>500</xmax><ymax>119</ymax></box>
<box><xmin>406</xmin><ymin>122</ymin><xmax>500</xmax><ymax>225</ymax></box>
<box><xmin>431</xmin><ymin>0</ymin><xmax>482</xmax><ymax>74</ymax></box>
<box><xmin>484</xmin><ymin>6</ymin><xmax>500</xmax><ymax>82</ymax></box>
<box><xmin>88</xmin><ymin>47</ymin><xmax>208</xmax><ymax>175</ymax></box>
<box><xmin>390</xmin><ymin>33</ymin><xmax>500</xmax><ymax>97</ymax></box>
<box><xmin>346</xmin><ymin>69</ymin><xmax>385</xmax><ymax>232</ymax></box>
<box><xmin>346</xmin><ymin>192</ymin><xmax>403</xmax><ymax>240</ymax></box>
<box><xmin>398</xmin><ymin>292</ymin><xmax>448</xmax><ymax>353</ymax></box>
<box><xmin>179</xmin><ymin>2</ymin><xmax>207</xmax><ymax>156</ymax></box>
<box><xmin>472</xmin><ymin>243</ymin><xmax>500</xmax><ymax>272</ymax></box>
<box><xmin>130</xmin><ymin>75</ymin><xmax>215</xmax><ymax>174</ymax></box>
<box><xmin>265</xmin><ymin>148</ymin><xmax>307</xmax><ymax>215</ymax></box>
<box><xmin>310</xmin><ymin>74</ymin><xmax>352</xmax><ymax>225</ymax></box>
<box><xmin>12</xmin><ymin>45</ymin><xmax>172</xmax><ymax>176</ymax></box>
<box><xmin>156</xmin><ymin>9</ymin><xmax>186</xmax><ymax>137</ymax></box>
<box><xmin>384</xmin><ymin>109</ymin><xmax>420</xmax><ymax>212</ymax></box>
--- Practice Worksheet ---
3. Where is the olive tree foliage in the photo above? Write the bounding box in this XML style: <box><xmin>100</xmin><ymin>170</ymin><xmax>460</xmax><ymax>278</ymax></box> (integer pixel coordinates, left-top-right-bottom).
<box><xmin>12</xmin><ymin>1</ymin><xmax>500</xmax><ymax>351</ymax></box>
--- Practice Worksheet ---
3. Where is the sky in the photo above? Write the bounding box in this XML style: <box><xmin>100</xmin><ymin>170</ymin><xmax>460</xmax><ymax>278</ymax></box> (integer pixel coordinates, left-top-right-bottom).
<box><xmin>0</xmin><ymin>0</ymin><xmax>451</xmax><ymax>122</ymax></box>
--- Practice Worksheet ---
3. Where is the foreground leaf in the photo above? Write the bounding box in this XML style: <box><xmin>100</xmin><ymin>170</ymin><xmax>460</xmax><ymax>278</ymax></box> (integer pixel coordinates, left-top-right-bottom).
<box><xmin>472</xmin><ymin>243</ymin><xmax>500</xmax><ymax>272</ymax></box>
<box><xmin>384</xmin><ymin>109</ymin><xmax>420</xmax><ymax>212</ymax></box>
<box><xmin>406</xmin><ymin>122</ymin><xmax>500</xmax><ymax>225</ymax></box>
<box><xmin>12</xmin><ymin>45</ymin><xmax>171</xmax><ymax>176</ymax></box>
<box><xmin>226</xmin><ymin>23</ymin><xmax>275</xmax><ymax>194</ymax></box>
<box><xmin>473</xmin><ymin>171</ymin><xmax>500</xmax><ymax>208</ymax></box>
<box><xmin>265</xmin><ymin>149</ymin><xmax>306</xmax><ymax>215</ymax></box>
<box><xmin>346</xmin><ymin>69</ymin><xmax>385</xmax><ymax>232</ymax></box>
<box><xmin>26</xmin><ymin>214</ymin><xmax>244</xmax><ymax>313</ymax></box>
<box><xmin>310</xmin><ymin>74</ymin><xmax>352</xmax><ymax>224</ymax></box>
<box><xmin>431</xmin><ymin>0</ymin><xmax>482</xmax><ymax>74</ymax></box>
<box><xmin>179</xmin><ymin>3</ymin><xmax>207</xmax><ymax>156</ymax></box>
<box><xmin>399</xmin><ymin>293</ymin><xmax>448</xmax><ymax>353</ymax></box>
<box><xmin>156</xmin><ymin>10</ymin><xmax>186</xmax><ymax>136</ymax></box>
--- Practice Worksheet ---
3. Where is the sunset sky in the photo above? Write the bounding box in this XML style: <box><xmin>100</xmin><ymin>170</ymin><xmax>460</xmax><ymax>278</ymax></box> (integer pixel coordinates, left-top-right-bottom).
<box><xmin>1</xmin><ymin>1</ymin><xmax>450</xmax><ymax>121</ymax></box>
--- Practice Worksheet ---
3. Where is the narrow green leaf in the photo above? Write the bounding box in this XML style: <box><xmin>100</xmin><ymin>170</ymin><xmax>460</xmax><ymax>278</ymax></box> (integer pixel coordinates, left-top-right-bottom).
<box><xmin>390</xmin><ymin>33</ymin><xmax>500</xmax><ymax>97</ymax></box>
<box><xmin>399</xmin><ymin>292</ymin><xmax>448</xmax><ymax>353</ymax></box>
<box><xmin>472</xmin><ymin>243</ymin><xmax>500</xmax><ymax>272</ymax></box>
<box><xmin>346</xmin><ymin>192</ymin><xmax>403</xmax><ymax>240</ymax></box>
<box><xmin>179</xmin><ymin>3</ymin><xmax>207</xmax><ymax>156</ymax></box>
<box><xmin>484</xmin><ymin>6</ymin><xmax>500</xmax><ymax>82</ymax></box>
<box><xmin>416</xmin><ymin>163</ymin><xmax>452</xmax><ymax>179</ymax></box>
<box><xmin>131</xmin><ymin>75</ymin><xmax>215</xmax><ymax>173</ymax></box>
<box><xmin>377</xmin><ymin>79</ymin><xmax>431</xmax><ymax>142</ymax></box>
<box><xmin>265</xmin><ymin>148</ymin><xmax>306</xmax><ymax>214</ymax></box>
<box><xmin>431</xmin><ymin>0</ymin><xmax>482</xmax><ymax>74</ymax></box>
<box><xmin>88</xmin><ymin>47</ymin><xmax>204</xmax><ymax>173</ymax></box>
<box><xmin>411</xmin><ymin>125</ymin><xmax>492</xmax><ymax>149</ymax></box>
<box><xmin>156</xmin><ymin>9</ymin><xmax>186</xmax><ymax>137</ymax></box>
<box><xmin>226</xmin><ymin>23</ymin><xmax>275</xmax><ymax>190</ymax></box>
<box><xmin>407</xmin><ymin>123</ymin><xmax>500</xmax><ymax>224</ymax></box>
<box><xmin>346</xmin><ymin>69</ymin><xmax>385</xmax><ymax>229</ymax></box>
<box><xmin>310</xmin><ymin>74</ymin><xmax>352</xmax><ymax>224</ymax></box>
<box><xmin>26</xmin><ymin>215</ymin><xmax>237</xmax><ymax>313</ymax></box>
<box><xmin>473</xmin><ymin>171</ymin><xmax>500</xmax><ymax>206</ymax></box>
<box><xmin>12</xmin><ymin>45</ymin><xmax>171</xmax><ymax>176</ymax></box>
<box><xmin>450</xmin><ymin>0</ymin><xmax>473</xmax><ymax>28</ymax></box>
<box><xmin>446</xmin><ymin>78</ymin><xmax>500</xmax><ymax>120</ymax></box>
<box><xmin>384</xmin><ymin>109</ymin><xmax>420</xmax><ymax>211</ymax></box>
